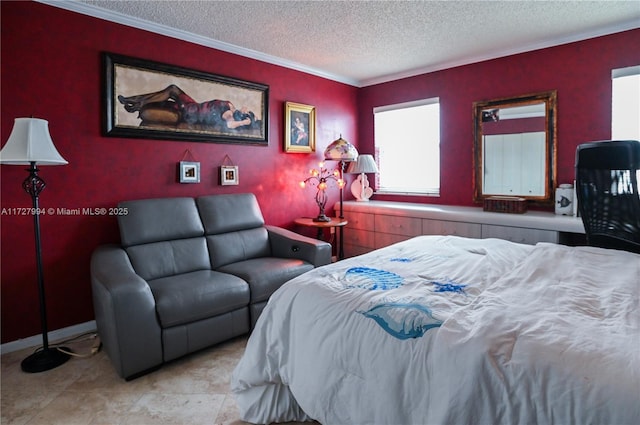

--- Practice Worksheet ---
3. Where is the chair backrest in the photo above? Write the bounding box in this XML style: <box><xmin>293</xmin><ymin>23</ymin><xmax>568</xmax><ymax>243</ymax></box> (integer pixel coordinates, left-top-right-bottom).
<box><xmin>196</xmin><ymin>193</ymin><xmax>271</xmax><ymax>268</ymax></box>
<box><xmin>575</xmin><ymin>140</ymin><xmax>640</xmax><ymax>253</ymax></box>
<box><xmin>117</xmin><ymin>197</ymin><xmax>210</xmax><ymax>280</ymax></box>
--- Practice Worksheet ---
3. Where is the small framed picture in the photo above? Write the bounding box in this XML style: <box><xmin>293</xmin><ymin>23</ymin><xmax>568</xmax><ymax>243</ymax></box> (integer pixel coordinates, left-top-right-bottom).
<box><xmin>178</xmin><ymin>161</ymin><xmax>200</xmax><ymax>183</ymax></box>
<box><xmin>284</xmin><ymin>102</ymin><xmax>315</xmax><ymax>153</ymax></box>
<box><xmin>220</xmin><ymin>165</ymin><xmax>239</xmax><ymax>185</ymax></box>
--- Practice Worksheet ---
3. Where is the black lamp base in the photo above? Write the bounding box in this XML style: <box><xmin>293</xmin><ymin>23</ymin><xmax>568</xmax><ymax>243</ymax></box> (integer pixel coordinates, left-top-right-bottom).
<box><xmin>21</xmin><ymin>347</ymin><xmax>70</xmax><ymax>373</ymax></box>
<box><xmin>313</xmin><ymin>215</ymin><xmax>331</xmax><ymax>222</ymax></box>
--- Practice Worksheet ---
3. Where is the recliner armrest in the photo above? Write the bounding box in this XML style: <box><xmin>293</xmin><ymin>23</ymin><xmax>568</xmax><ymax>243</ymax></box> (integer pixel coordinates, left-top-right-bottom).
<box><xmin>266</xmin><ymin>225</ymin><xmax>331</xmax><ymax>267</ymax></box>
<box><xmin>90</xmin><ymin>244</ymin><xmax>163</xmax><ymax>379</ymax></box>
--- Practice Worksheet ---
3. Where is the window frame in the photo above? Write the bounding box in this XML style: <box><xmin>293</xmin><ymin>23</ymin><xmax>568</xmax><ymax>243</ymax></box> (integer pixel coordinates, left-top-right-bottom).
<box><xmin>612</xmin><ymin>65</ymin><xmax>640</xmax><ymax>140</ymax></box>
<box><xmin>373</xmin><ymin>97</ymin><xmax>441</xmax><ymax>197</ymax></box>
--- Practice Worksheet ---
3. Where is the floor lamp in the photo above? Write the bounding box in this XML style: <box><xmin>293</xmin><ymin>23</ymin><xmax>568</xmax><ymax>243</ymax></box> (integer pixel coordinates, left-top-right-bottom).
<box><xmin>0</xmin><ymin>117</ymin><xmax>70</xmax><ymax>373</ymax></box>
<box><xmin>324</xmin><ymin>135</ymin><xmax>359</xmax><ymax>260</ymax></box>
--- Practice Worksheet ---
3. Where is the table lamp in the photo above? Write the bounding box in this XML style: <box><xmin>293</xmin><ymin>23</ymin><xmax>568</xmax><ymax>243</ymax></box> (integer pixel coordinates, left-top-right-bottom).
<box><xmin>346</xmin><ymin>154</ymin><xmax>379</xmax><ymax>202</ymax></box>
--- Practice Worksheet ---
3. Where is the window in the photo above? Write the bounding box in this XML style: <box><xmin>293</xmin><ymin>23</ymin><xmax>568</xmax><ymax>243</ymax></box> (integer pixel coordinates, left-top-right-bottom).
<box><xmin>612</xmin><ymin>66</ymin><xmax>640</xmax><ymax>140</ymax></box>
<box><xmin>374</xmin><ymin>98</ymin><xmax>440</xmax><ymax>195</ymax></box>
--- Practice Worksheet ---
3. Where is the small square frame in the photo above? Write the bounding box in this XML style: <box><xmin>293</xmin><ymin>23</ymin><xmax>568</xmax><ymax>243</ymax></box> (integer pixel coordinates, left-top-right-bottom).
<box><xmin>284</xmin><ymin>102</ymin><xmax>315</xmax><ymax>153</ymax></box>
<box><xmin>179</xmin><ymin>161</ymin><xmax>200</xmax><ymax>183</ymax></box>
<box><xmin>221</xmin><ymin>165</ymin><xmax>239</xmax><ymax>185</ymax></box>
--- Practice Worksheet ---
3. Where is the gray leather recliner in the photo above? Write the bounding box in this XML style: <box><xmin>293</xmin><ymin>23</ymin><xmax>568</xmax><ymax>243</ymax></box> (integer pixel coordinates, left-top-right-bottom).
<box><xmin>91</xmin><ymin>193</ymin><xmax>331</xmax><ymax>380</ymax></box>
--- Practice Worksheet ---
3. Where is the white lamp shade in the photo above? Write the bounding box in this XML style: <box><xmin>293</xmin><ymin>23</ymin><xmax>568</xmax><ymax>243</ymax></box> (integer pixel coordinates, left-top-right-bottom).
<box><xmin>324</xmin><ymin>135</ymin><xmax>359</xmax><ymax>161</ymax></box>
<box><xmin>346</xmin><ymin>154</ymin><xmax>378</xmax><ymax>174</ymax></box>
<box><xmin>0</xmin><ymin>118</ymin><xmax>68</xmax><ymax>165</ymax></box>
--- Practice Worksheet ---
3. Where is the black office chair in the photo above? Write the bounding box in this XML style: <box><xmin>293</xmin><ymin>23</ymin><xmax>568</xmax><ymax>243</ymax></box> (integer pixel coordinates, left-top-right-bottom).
<box><xmin>575</xmin><ymin>140</ymin><xmax>640</xmax><ymax>254</ymax></box>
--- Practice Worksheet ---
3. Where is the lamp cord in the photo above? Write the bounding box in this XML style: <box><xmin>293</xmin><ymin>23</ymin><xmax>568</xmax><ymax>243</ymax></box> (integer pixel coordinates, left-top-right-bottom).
<box><xmin>28</xmin><ymin>331</ymin><xmax>102</xmax><ymax>358</ymax></box>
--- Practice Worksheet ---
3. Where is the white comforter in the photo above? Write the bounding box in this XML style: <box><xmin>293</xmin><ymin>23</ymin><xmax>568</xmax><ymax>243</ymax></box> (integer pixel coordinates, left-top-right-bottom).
<box><xmin>231</xmin><ymin>236</ymin><xmax>640</xmax><ymax>425</ymax></box>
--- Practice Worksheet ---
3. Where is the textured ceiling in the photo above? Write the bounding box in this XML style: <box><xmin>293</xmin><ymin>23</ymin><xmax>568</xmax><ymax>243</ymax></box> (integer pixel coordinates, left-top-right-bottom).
<box><xmin>46</xmin><ymin>0</ymin><xmax>640</xmax><ymax>86</ymax></box>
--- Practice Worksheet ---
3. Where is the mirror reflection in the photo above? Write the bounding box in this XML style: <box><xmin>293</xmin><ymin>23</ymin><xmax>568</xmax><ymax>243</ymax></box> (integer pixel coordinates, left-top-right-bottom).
<box><xmin>473</xmin><ymin>91</ymin><xmax>557</xmax><ymax>204</ymax></box>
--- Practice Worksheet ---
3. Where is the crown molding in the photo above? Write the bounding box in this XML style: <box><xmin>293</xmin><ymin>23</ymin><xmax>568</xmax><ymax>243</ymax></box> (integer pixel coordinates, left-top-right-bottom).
<box><xmin>360</xmin><ymin>18</ymin><xmax>640</xmax><ymax>87</ymax></box>
<box><xmin>36</xmin><ymin>1</ymin><xmax>640</xmax><ymax>88</ymax></box>
<box><xmin>36</xmin><ymin>0</ymin><xmax>360</xmax><ymax>87</ymax></box>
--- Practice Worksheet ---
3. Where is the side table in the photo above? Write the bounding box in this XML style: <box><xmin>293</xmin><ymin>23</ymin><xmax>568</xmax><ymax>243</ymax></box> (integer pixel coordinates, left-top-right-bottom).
<box><xmin>294</xmin><ymin>217</ymin><xmax>348</xmax><ymax>260</ymax></box>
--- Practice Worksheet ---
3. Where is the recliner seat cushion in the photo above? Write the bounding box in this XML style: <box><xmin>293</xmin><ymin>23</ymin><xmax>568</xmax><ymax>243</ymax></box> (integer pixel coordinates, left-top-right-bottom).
<box><xmin>148</xmin><ymin>270</ymin><xmax>250</xmax><ymax>327</ymax></box>
<box><xmin>217</xmin><ymin>257</ymin><xmax>314</xmax><ymax>303</ymax></box>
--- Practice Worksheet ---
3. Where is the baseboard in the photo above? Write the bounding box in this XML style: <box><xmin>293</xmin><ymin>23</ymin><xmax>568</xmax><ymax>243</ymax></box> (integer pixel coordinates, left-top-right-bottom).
<box><xmin>0</xmin><ymin>320</ymin><xmax>97</xmax><ymax>355</ymax></box>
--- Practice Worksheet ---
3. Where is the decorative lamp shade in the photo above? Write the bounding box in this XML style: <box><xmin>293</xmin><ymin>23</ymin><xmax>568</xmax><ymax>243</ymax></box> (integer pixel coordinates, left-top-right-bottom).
<box><xmin>0</xmin><ymin>118</ymin><xmax>68</xmax><ymax>165</ymax></box>
<box><xmin>324</xmin><ymin>135</ymin><xmax>359</xmax><ymax>161</ymax></box>
<box><xmin>346</xmin><ymin>154</ymin><xmax>379</xmax><ymax>174</ymax></box>
<box><xmin>346</xmin><ymin>154</ymin><xmax>378</xmax><ymax>202</ymax></box>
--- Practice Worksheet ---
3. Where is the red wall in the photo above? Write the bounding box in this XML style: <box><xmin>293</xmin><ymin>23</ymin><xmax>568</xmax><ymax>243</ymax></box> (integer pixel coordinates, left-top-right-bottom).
<box><xmin>0</xmin><ymin>1</ymin><xmax>358</xmax><ymax>343</ymax></box>
<box><xmin>1</xmin><ymin>1</ymin><xmax>638</xmax><ymax>343</ymax></box>
<box><xmin>358</xmin><ymin>28</ymin><xmax>640</xmax><ymax>206</ymax></box>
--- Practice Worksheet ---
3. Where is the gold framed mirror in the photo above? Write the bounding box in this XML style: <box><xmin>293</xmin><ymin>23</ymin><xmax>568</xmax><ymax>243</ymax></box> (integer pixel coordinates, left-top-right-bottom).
<box><xmin>473</xmin><ymin>91</ymin><xmax>557</xmax><ymax>205</ymax></box>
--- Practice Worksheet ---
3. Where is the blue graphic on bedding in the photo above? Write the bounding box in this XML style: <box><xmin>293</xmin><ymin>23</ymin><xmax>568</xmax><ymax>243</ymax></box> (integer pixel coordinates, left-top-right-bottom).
<box><xmin>344</xmin><ymin>267</ymin><xmax>404</xmax><ymax>290</ymax></box>
<box><xmin>390</xmin><ymin>258</ymin><xmax>412</xmax><ymax>263</ymax></box>
<box><xmin>431</xmin><ymin>280</ymin><xmax>468</xmax><ymax>295</ymax></box>
<box><xmin>360</xmin><ymin>303</ymin><xmax>442</xmax><ymax>339</ymax></box>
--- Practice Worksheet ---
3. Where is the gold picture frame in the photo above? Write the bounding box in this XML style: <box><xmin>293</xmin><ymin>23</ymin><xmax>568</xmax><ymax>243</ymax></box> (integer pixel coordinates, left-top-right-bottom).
<box><xmin>284</xmin><ymin>102</ymin><xmax>315</xmax><ymax>153</ymax></box>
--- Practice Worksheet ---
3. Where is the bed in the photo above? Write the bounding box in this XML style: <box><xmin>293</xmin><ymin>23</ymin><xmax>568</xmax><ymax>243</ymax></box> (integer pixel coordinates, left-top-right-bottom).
<box><xmin>231</xmin><ymin>235</ymin><xmax>640</xmax><ymax>424</ymax></box>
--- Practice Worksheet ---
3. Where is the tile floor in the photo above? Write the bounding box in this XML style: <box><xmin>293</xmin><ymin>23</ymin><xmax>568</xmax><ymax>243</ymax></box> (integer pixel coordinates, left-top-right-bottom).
<box><xmin>1</xmin><ymin>335</ymin><xmax>307</xmax><ymax>425</ymax></box>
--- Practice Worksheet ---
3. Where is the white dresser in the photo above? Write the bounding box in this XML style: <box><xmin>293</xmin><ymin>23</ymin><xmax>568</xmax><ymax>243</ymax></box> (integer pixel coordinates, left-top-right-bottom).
<box><xmin>336</xmin><ymin>201</ymin><xmax>585</xmax><ymax>257</ymax></box>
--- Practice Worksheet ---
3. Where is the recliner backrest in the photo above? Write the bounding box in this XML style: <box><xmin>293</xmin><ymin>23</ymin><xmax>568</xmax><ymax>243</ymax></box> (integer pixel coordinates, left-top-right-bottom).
<box><xmin>575</xmin><ymin>140</ymin><xmax>640</xmax><ymax>253</ymax></box>
<box><xmin>117</xmin><ymin>197</ymin><xmax>210</xmax><ymax>280</ymax></box>
<box><xmin>197</xmin><ymin>193</ymin><xmax>271</xmax><ymax>268</ymax></box>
